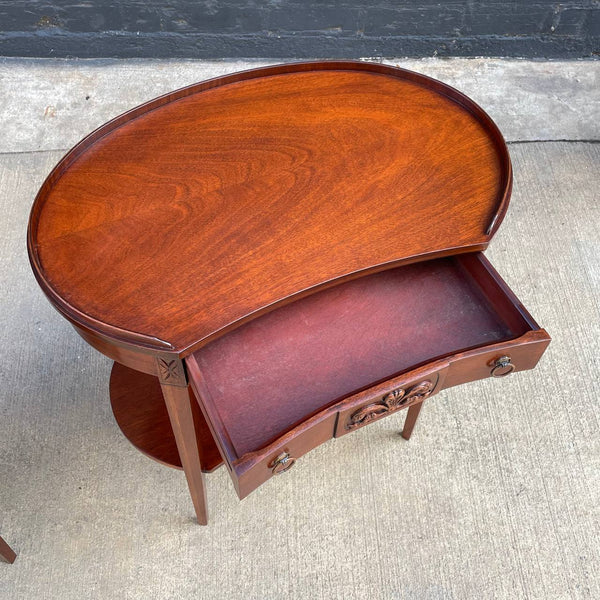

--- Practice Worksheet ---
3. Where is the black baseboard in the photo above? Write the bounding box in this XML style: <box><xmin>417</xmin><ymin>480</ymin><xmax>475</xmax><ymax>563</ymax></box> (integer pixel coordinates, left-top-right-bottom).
<box><xmin>1</xmin><ymin>1</ymin><xmax>598</xmax><ymax>59</ymax></box>
<box><xmin>1</xmin><ymin>31</ymin><xmax>597</xmax><ymax>59</ymax></box>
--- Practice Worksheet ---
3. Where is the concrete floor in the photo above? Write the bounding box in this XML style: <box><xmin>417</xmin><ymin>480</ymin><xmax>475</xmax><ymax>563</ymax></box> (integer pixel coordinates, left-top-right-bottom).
<box><xmin>0</xmin><ymin>58</ymin><xmax>599</xmax><ymax>600</ymax></box>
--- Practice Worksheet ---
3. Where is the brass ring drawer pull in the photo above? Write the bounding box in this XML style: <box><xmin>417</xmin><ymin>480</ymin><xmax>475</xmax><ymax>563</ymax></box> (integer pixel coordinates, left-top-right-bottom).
<box><xmin>491</xmin><ymin>355</ymin><xmax>515</xmax><ymax>377</ymax></box>
<box><xmin>271</xmin><ymin>451</ymin><xmax>296</xmax><ymax>475</ymax></box>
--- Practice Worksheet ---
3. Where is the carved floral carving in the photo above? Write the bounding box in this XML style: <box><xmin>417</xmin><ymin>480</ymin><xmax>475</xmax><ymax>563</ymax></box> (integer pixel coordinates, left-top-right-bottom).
<box><xmin>346</xmin><ymin>379</ymin><xmax>435</xmax><ymax>430</ymax></box>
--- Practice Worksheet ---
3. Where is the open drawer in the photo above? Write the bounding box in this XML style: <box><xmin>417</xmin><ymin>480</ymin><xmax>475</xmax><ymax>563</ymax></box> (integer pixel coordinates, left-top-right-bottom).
<box><xmin>186</xmin><ymin>252</ymin><xmax>550</xmax><ymax>499</ymax></box>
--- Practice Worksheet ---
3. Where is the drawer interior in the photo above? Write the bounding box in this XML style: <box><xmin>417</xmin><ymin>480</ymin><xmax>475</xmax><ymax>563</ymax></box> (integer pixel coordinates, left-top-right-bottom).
<box><xmin>189</xmin><ymin>253</ymin><xmax>538</xmax><ymax>459</ymax></box>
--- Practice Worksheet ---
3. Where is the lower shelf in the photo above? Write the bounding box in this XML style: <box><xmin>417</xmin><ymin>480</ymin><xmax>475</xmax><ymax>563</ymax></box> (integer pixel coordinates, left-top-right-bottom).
<box><xmin>109</xmin><ymin>362</ymin><xmax>223</xmax><ymax>472</ymax></box>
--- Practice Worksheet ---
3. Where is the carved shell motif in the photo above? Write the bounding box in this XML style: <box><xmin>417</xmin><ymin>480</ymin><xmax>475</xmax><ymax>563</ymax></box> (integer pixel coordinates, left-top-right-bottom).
<box><xmin>383</xmin><ymin>387</ymin><xmax>406</xmax><ymax>408</ymax></box>
<box><xmin>346</xmin><ymin>379</ymin><xmax>435</xmax><ymax>430</ymax></box>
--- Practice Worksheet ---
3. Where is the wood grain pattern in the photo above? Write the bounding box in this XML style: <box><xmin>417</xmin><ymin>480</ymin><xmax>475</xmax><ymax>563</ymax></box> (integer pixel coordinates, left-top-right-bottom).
<box><xmin>160</xmin><ymin>382</ymin><xmax>209</xmax><ymax>524</ymax></box>
<box><xmin>25</xmin><ymin>62</ymin><xmax>551</xmax><ymax>523</ymax></box>
<box><xmin>28</xmin><ymin>61</ymin><xmax>511</xmax><ymax>355</ymax></box>
<box><xmin>71</xmin><ymin>322</ymin><xmax>158</xmax><ymax>375</ymax></box>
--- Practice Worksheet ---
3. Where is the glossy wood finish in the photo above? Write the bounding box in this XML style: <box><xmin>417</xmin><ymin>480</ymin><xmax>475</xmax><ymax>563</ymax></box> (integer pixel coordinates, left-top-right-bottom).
<box><xmin>0</xmin><ymin>535</ymin><xmax>16</xmax><ymax>564</ymax></box>
<box><xmin>401</xmin><ymin>402</ymin><xmax>425</xmax><ymax>441</ymax></box>
<box><xmin>160</xmin><ymin>382</ymin><xmax>209</xmax><ymax>524</ymax></box>
<box><xmin>109</xmin><ymin>362</ymin><xmax>222</xmax><ymax>472</ymax></box>
<box><xmin>27</xmin><ymin>62</ymin><xmax>550</xmax><ymax>524</ymax></box>
<box><xmin>28</xmin><ymin>61</ymin><xmax>511</xmax><ymax>356</ymax></box>
<box><xmin>186</xmin><ymin>252</ymin><xmax>550</xmax><ymax>499</ymax></box>
<box><xmin>73</xmin><ymin>322</ymin><xmax>158</xmax><ymax>375</ymax></box>
<box><xmin>443</xmin><ymin>330</ymin><xmax>549</xmax><ymax>388</ymax></box>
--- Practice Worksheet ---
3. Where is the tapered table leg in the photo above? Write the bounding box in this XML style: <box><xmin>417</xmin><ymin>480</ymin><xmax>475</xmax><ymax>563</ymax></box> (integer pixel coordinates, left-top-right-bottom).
<box><xmin>161</xmin><ymin>382</ymin><xmax>209</xmax><ymax>525</ymax></box>
<box><xmin>0</xmin><ymin>535</ymin><xmax>16</xmax><ymax>564</ymax></box>
<box><xmin>401</xmin><ymin>401</ymin><xmax>424</xmax><ymax>440</ymax></box>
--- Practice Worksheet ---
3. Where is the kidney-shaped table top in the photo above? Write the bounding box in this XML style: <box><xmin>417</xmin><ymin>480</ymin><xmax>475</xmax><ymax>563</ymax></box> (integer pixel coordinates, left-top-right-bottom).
<box><xmin>28</xmin><ymin>61</ymin><xmax>511</xmax><ymax>355</ymax></box>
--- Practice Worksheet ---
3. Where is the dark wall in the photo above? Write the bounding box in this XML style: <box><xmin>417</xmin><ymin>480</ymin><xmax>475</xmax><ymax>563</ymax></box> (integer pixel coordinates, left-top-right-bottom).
<box><xmin>1</xmin><ymin>1</ymin><xmax>598</xmax><ymax>59</ymax></box>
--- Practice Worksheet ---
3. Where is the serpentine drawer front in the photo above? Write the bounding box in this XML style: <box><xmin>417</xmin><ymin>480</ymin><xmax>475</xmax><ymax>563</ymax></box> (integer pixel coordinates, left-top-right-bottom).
<box><xmin>186</xmin><ymin>252</ymin><xmax>550</xmax><ymax>499</ymax></box>
<box><xmin>28</xmin><ymin>61</ymin><xmax>550</xmax><ymax>524</ymax></box>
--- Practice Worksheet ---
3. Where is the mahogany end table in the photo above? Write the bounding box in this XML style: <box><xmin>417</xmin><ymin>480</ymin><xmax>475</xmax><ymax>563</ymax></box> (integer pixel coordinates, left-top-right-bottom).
<box><xmin>28</xmin><ymin>62</ymin><xmax>550</xmax><ymax>524</ymax></box>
